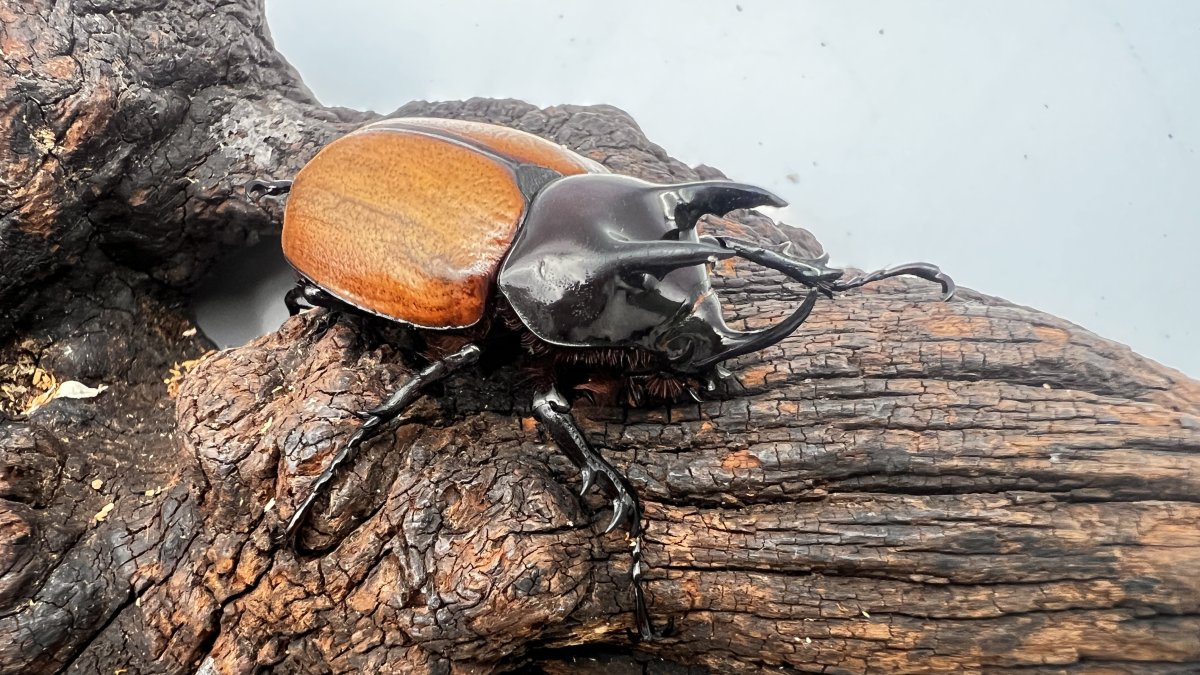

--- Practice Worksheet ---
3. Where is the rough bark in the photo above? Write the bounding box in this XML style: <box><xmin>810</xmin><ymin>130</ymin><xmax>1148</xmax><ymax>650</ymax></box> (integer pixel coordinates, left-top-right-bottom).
<box><xmin>1</xmin><ymin>1</ymin><xmax>1198</xmax><ymax>673</ymax></box>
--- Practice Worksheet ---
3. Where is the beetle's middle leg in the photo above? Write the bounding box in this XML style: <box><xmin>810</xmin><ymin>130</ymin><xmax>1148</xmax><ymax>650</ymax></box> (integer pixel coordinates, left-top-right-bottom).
<box><xmin>532</xmin><ymin>384</ymin><xmax>673</xmax><ymax>641</ymax></box>
<box><xmin>699</xmin><ymin>234</ymin><xmax>955</xmax><ymax>299</ymax></box>
<box><xmin>284</xmin><ymin>342</ymin><xmax>482</xmax><ymax>549</ymax></box>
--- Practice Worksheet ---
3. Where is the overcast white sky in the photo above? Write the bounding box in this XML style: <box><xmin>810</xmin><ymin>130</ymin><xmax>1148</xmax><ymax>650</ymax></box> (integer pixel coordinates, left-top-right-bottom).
<box><xmin>214</xmin><ymin>1</ymin><xmax>1200</xmax><ymax>376</ymax></box>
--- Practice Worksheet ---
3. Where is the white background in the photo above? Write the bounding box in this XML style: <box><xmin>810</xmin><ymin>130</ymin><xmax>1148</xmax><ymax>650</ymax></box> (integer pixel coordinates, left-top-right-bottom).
<box><xmin>198</xmin><ymin>1</ymin><xmax>1199</xmax><ymax>378</ymax></box>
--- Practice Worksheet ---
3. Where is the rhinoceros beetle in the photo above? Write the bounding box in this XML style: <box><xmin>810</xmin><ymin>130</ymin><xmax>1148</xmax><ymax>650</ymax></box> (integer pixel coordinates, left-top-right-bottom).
<box><xmin>246</xmin><ymin>117</ymin><xmax>954</xmax><ymax>640</ymax></box>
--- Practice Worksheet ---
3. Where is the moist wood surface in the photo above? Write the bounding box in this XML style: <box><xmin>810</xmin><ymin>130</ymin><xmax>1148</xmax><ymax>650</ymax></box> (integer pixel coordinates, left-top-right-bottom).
<box><xmin>1</xmin><ymin>1</ymin><xmax>1198</xmax><ymax>673</ymax></box>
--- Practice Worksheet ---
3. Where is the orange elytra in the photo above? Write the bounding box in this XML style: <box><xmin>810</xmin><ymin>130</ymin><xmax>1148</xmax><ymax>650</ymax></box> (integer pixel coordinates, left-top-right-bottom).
<box><xmin>280</xmin><ymin>117</ymin><xmax>605</xmax><ymax>329</ymax></box>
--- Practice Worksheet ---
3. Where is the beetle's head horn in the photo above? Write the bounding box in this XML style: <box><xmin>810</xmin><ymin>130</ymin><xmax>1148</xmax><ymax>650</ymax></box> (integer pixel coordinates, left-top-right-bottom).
<box><xmin>663</xmin><ymin>181</ymin><xmax>788</xmax><ymax>237</ymax></box>
<box><xmin>652</xmin><ymin>286</ymin><xmax>822</xmax><ymax>373</ymax></box>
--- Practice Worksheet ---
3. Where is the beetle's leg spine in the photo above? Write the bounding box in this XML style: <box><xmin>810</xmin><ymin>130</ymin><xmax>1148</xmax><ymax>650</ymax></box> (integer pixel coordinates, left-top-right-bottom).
<box><xmin>283</xmin><ymin>343</ymin><xmax>481</xmax><ymax>550</ymax></box>
<box><xmin>628</xmin><ymin>528</ymin><xmax>675</xmax><ymax>642</ymax></box>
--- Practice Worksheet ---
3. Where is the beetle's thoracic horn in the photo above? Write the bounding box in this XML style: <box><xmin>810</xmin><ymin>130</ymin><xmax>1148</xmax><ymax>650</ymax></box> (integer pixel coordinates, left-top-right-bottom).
<box><xmin>668</xmin><ymin>181</ymin><xmax>788</xmax><ymax>235</ymax></box>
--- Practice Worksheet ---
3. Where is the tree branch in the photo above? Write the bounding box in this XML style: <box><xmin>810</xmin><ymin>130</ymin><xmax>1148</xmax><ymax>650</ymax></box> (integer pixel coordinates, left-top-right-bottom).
<box><xmin>1</xmin><ymin>1</ymin><xmax>1197</xmax><ymax>673</ymax></box>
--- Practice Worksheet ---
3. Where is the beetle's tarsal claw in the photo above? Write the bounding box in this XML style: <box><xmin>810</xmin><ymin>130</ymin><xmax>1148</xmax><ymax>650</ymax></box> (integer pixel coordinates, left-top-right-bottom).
<box><xmin>579</xmin><ymin>466</ymin><xmax>596</xmax><ymax>497</ymax></box>
<box><xmin>830</xmin><ymin>262</ymin><xmax>956</xmax><ymax>300</ymax></box>
<box><xmin>605</xmin><ymin>493</ymin><xmax>637</xmax><ymax>535</ymax></box>
<box><xmin>935</xmin><ymin>271</ymin><xmax>957</xmax><ymax>301</ymax></box>
<box><xmin>629</xmin><ymin>617</ymin><xmax>677</xmax><ymax>643</ymax></box>
<box><xmin>282</xmin><ymin>343</ymin><xmax>481</xmax><ymax>556</ymax></box>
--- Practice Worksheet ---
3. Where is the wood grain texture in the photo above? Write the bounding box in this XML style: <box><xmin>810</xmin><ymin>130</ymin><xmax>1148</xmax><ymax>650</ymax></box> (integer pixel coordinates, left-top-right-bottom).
<box><xmin>157</xmin><ymin>217</ymin><xmax>1200</xmax><ymax>673</ymax></box>
<box><xmin>283</xmin><ymin>129</ymin><xmax>526</xmax><ymax>328</ymax></box>
<box><xmin>1</xmin><ymin>1</ymin><xmax>1197</xmax><ymax>672</ymax></box>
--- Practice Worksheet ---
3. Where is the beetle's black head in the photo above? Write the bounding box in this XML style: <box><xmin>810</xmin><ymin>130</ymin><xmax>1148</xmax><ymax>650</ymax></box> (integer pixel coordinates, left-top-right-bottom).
<box><xmin>497</xmin><ymin>173</ymin><xmax>828</xmax><ymax>375</ymax></box>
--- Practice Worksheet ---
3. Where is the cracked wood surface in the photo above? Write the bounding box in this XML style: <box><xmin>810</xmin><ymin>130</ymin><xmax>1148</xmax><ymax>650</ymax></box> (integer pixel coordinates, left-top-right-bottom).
<box><xmin>2</xmin><ymin>0</ymin><xmax>1199</xmax><ymax>673</ymax></box>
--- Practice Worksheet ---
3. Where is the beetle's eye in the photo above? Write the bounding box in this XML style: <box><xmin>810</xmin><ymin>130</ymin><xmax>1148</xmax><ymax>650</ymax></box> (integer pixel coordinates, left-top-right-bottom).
<box><xmin>665</xmin><ymin>334</ymin><xmax>697</xmax><ymax>363</ymax></box>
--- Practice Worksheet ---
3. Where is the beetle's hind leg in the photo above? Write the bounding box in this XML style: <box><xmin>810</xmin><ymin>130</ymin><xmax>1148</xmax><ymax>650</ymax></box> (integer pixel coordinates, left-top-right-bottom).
<box><xmin>532</xmin><ymin>385</ymin><xmax>674</xmax><ymax>641</ymax></box>
<box><xmin>283</xmin><ymin>343</ymin><xmax>482</xmax><ymax>550</ymax></box>
<box><xmin>284</xmin><ymin>278</ymin><xmax>354</xmax><ymax>337</ymax></box>
<box><xmin>284</xmin><ymin>278</ymin><xmax>343</xmax><ymax>316</ymax></box>
<box><xmin>244</xmin><ymin>178</ymin><xmax>293</xmax><ymax>199</ymax></box>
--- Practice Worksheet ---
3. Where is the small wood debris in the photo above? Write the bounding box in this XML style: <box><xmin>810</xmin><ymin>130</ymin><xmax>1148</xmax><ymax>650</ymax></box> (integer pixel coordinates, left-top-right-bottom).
<box><xmin>1</xmin><ymin>358</ymin><xmax>54</xmax><ymax>416</ymax></box>
<box><xmin>164</xmin><ymin>350</ymin><xmax>216</xmax><ymax>398</ymax></box>
<box><xmin>32</xmin><ymin>366</ymin><xmax>55</xmax><ymax>390</ymax></box>
<box><xmin>22</xmin><ymin>368</ymin><xmax>109</xmax><ymax>414</ymax></box>
<box><xmin>182</xmin><ymin>327</ymin><xmax>198</xmax><ymax>337</ymax></box>
<box><xmin>93</xmin><ymin>502</ymin><xmax>115</xmax><ymax>523</ymax></box>
<box><xmin>90</xmin><ymin>479</ymin><xmax>103</xmax><ymax>490</ymax></box>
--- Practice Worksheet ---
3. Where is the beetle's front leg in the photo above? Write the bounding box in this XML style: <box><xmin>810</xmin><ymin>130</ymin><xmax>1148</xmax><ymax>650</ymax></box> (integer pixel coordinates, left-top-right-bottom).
<box><xmin>699</xmin><ymin>234</ymin><xmax>956</xmax><ymax>300</ymax></box>
<box><xmin>532</xmin><ymin>385</ymin><xmax>674</xmax><ymax>641</ymax></box>
<box><xmin>533</xmin><ymin>386</ymin><xmax>640</xmax><ymax>533</ymax></box>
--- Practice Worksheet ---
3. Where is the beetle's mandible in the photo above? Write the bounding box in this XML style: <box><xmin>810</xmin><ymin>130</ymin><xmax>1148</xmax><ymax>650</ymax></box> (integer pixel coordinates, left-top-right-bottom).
<box><xmin>246</xmin><ymin>117</ymin><xmax>955</xmax><ymax>641</ymax></box>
